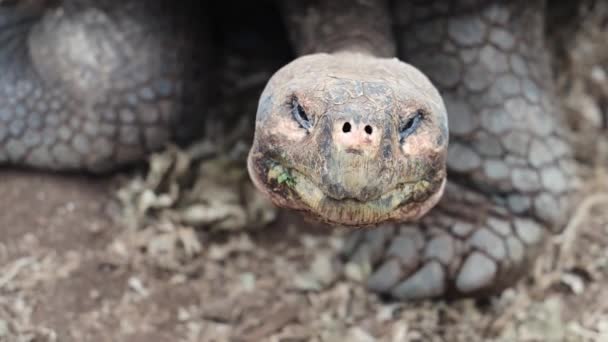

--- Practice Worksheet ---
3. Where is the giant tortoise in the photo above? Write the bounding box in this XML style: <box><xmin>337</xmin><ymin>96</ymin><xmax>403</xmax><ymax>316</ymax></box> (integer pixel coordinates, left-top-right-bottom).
<box><xmin>0</xmin><ymin>0</ymin><xmax>578</xmax><ymax>300</ymax></box>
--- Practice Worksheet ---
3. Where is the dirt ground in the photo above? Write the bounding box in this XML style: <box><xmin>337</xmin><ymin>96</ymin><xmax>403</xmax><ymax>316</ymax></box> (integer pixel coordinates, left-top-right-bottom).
<box><xmin>2</xmin><ymin>2</ymin><xmax>608</xmax><ymax>342</ymax></box>
<box><xmin>1</xmin><ymin>161</ymin><xmax>608</xmax><ymax>342</ymax></box>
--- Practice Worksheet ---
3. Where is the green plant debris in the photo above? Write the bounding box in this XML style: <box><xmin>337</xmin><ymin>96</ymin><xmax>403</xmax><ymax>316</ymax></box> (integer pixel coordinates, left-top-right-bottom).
<box><xmin>277</xmin><ymin>171</ymin><xmax>297</xmax><ymax>188</ymax></box>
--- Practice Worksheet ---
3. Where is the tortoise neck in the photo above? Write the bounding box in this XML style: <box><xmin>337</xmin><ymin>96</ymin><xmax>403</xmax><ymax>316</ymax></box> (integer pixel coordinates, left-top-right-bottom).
<box><xmin>280</xmin><ymin>0</ymin><xmax>396</xmax><ymax>58</ymax></box>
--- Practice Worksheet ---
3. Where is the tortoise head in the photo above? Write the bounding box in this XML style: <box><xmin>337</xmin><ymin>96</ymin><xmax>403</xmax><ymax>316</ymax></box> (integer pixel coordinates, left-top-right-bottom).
<box><xmin>248</xmin><ymin>52</ymin><xmax>448</xmax><ymax>227</ymax></box>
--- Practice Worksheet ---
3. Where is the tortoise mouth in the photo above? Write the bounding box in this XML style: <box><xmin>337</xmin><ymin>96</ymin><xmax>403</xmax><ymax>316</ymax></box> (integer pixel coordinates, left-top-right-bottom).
<box><xmin>248</xmin><ymin>154</ymin><xmax>446</xmax><ymax>227</ymax></box>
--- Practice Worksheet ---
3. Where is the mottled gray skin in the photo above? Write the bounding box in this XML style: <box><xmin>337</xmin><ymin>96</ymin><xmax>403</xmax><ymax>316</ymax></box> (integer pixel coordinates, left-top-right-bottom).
<box><xmin>0</xmin><ymin>0</ymin><xmax>579</xmax><ymax>300</ymax></box>
<box><xmin>247</xmin><ymin>53</ymin><xmax>449</xmax><ymax>226</ymax></box>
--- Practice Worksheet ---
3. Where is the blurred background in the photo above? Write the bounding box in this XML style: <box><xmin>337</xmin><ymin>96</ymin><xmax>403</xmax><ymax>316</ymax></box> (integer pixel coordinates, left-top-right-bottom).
<box><xmin>1</xmin><ymin>1</ymin><xmax>607</xmax><ymax>341</ymax></box>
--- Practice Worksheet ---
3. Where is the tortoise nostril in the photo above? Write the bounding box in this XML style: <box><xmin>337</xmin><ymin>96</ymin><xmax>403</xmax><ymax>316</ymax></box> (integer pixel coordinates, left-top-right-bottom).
<box><xmin>364</xmin><ymin>125</ymin><xmax>373</xmax><ymax>135</ymax></box>
<box><xmin>342</xmin><ymin>122</ymin><xmax>352</xmax><ymax>133</ymax></box>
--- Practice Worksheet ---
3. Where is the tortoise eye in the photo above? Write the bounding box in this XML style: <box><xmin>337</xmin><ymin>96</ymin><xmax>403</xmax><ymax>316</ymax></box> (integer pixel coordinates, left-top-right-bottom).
<box><xmin>400</xmin><ymin>110</ymin><xmax>424</xmax><ymax>142</ymax></box>
<box><xmin>291</xmin><ymin>98</ymin><xmax>312</xmax><ymax>130</ymax></box>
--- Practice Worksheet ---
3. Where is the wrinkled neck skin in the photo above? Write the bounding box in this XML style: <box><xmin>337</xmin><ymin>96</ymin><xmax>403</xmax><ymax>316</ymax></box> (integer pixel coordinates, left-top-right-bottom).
<box><xmin>248</xmin><ymin>1</ymin><xmax>449</xmax><ymax>227</ymax></box>
<box><xmin>279</xmin><ymin>0</ymin><xmax>396</xmax><ymax>58</ymax></box>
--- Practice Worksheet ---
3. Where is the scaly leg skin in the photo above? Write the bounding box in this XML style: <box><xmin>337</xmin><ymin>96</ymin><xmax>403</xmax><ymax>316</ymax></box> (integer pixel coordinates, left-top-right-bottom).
<box><xmin>0</xmin><ymin>0</ymin><xmax>209</xmax><ymax>172</ymax></box>
<box><xmin>343</xmin><ymin>1</ymin><xmax>579</xmax><ymax>299</ymax></box>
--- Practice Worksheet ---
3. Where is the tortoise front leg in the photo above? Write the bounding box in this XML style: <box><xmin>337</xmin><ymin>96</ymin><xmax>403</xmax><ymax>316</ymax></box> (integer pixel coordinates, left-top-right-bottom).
<box><xmin>0</xmin><ymin>0</ymin><xmax>210</xmax><ymax>172</ymax></box>
<box><xmin>343</xmin><ymin>0</ymin><xmax>579</xmax><ymax>299</ymax></box>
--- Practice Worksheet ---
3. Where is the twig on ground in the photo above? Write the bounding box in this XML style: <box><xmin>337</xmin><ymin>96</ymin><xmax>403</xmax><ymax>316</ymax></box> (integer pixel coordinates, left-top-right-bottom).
<box><xmin>555</xmin><ymin>193</ymin><xmax>608</xmax><ymax>268</ymax></box>
<box><xmin>0</xmin><ymin>257</ymin><xmax>35</xmax><ymax>290</ymax></box>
